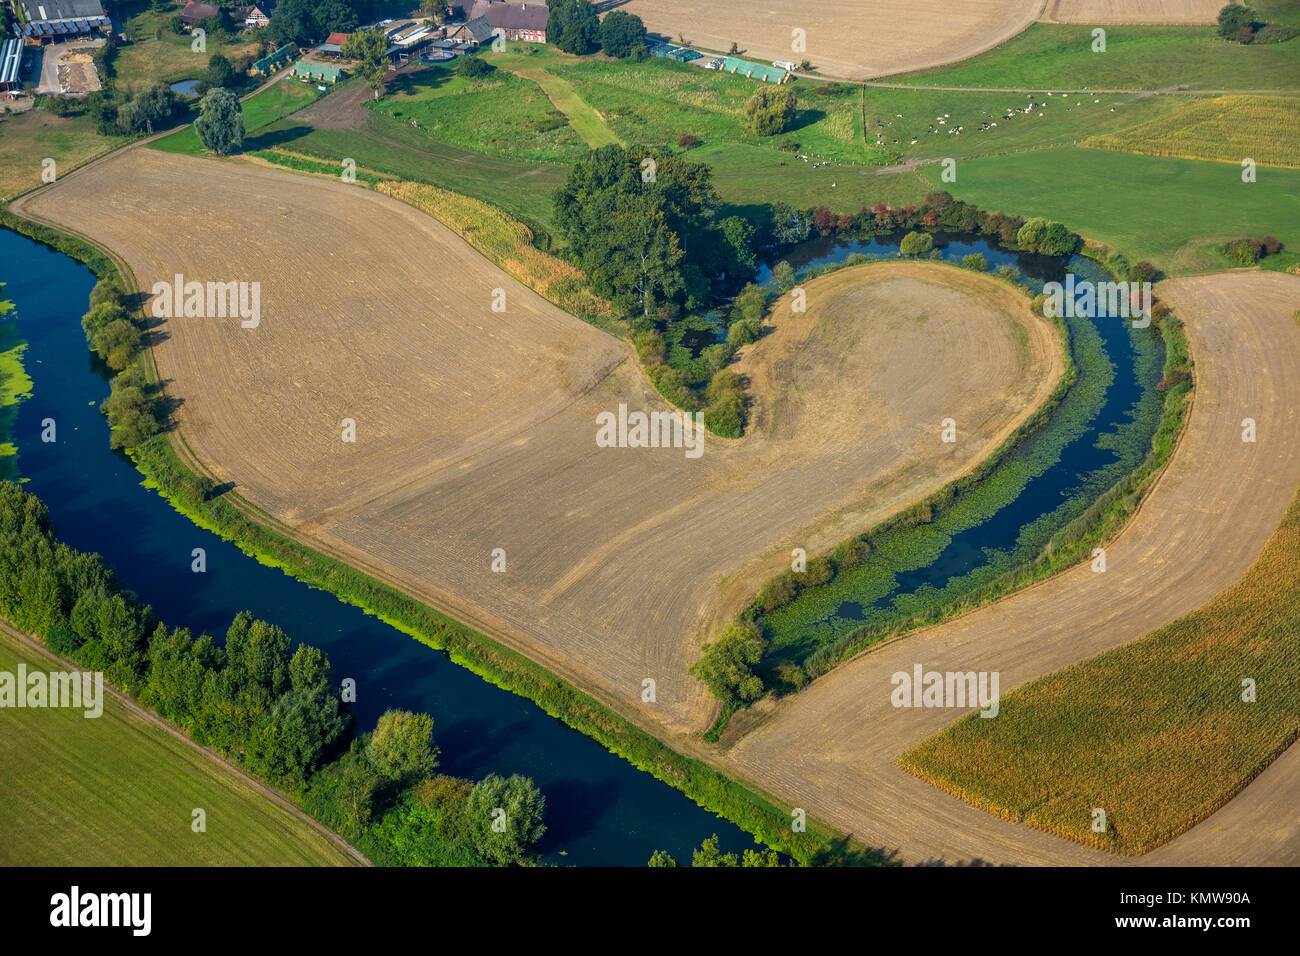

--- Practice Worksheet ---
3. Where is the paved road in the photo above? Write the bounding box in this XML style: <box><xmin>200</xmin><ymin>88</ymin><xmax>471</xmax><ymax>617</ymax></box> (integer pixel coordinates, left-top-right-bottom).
<box><xmin>724</xmin><ymin>271</ymin><xmax>1300</xmax><ymax>865</ymax></box>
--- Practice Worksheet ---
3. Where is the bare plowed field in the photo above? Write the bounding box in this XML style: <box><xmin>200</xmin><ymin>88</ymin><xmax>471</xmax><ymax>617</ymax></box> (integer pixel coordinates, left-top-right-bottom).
<box><xmin>1041</xmin><ymin>0</ymin><xmax>1226</xmax><ymax>23</ymax></box>
<box><xmin>616</xmin><ymin>0</ymin><xmax>1043</xmax><ymax>80</ymax></box>
<box><xmin>14</xmin><ymin>149</ymin><xmax>1061</xmax><ymax>735</ymax></box>
<box><xmin>725</xmin><ymin>271</ymin><xmax>1300</xmax><ymax>864</ymax></box>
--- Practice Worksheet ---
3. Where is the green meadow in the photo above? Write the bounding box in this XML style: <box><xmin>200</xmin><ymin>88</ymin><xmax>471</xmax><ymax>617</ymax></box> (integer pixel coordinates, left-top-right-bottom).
<box><xmin>923</xmin><ymin>147</ymin><xmax>1300</xmax><ymax>274</ymax></box>
<box><xmin>890</xmin><ymin>18</ymin><xmax>1300</xmax><ymax>92</ymax></box>
<box><xmin>0</xmin><ymin>629</ymin><xmax>358</xmax><ymax>866</ymax></box>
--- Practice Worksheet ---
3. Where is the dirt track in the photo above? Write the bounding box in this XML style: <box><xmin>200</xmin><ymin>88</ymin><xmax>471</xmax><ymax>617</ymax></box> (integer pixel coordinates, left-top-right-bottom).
<box><xmin>13</xmin><ymin>148</ymin><xmax>1061</xmax><ymax>737</ymax></box>
<box><xmin>616</xmin><ymin>0</ymin><xmax>1043</xmax><ymax>80</ymax></box>
<box><xmin>1041</xmin><ymin>0</ymin><xmax>1224</xmax><ymax>24</ymax></box>
<box><xmin>724</xmin><ymin>271</ymin><xmax>1300</xmax><ymax>864</ymax></box>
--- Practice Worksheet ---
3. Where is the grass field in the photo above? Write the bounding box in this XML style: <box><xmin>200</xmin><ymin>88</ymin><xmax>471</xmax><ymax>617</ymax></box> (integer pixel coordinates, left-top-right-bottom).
<box><xmin>253</xmin><ymin>112</ymin><xmax>569</xmax><ymax>235</ymax></box>
<box><xmin>0</xmin><ymin>628</ymin><xmax>358</xmax><ymax>866</ymax></box>
<box><xmin>375</xmin><ymin>65</ymin><xmax>590</xmax><ymax>162</ymax></box>
<box><xmin>0</xmin><ymin>110</ymin><xmax>129</xmax><ymax>201</ymax></box>
<box><xmin>151</xmin><ymin>78</ymin><xmax>323</xmax><ymax>156</ymax></box>
<box><xmin>860</xmin><ymin>84</ymin><xmax>1184</xmax><ymax>161</ymax></box>
<box><xmin>922</xmin><ymin>147</ymin><xmax>1300</xmax><ymax>274</ymax></box>
<box><xmin>512</xmin><ymin>66</ymin><xmax>622</xmax><ymax>149</ymax></box>
<box><xmin>1082</xmin><ymin>94</ymin><xmax>1300</xmax><ymax>168</ymax></box>
<box><xmin>891</xmin><ymin>21</ymin><xmax>1300</xmax><ymax>91</ymax></box>
<box><xmin>114</xmin><ymin>0</ymin><xmax>260</xmax><ymax>96</ymax></box>
<box><xmin>901</xmin><ymin>485</ymin><xmax>1300</xmax><ymax>855</ymax></box>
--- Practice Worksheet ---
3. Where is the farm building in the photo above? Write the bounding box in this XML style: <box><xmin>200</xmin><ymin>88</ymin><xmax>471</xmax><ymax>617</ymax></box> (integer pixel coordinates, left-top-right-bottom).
<box><xmin>649</xmin><ymin>43</ymin><xmax>702</xmax><ymax>63</ymax></box>
<box><xmin>16</xmin><ymin>0</ymin><xmax>113</xmax><ymax>44</ymax></box>
<box><xmin>467</xmin><ymin>1</ymin><xmax>549</xmax><ymax>43</ymax></box>
<box><xmin>179</xmin><ymin>1</ymin><xmax>219</xmax><ymax>27</ymax></box>
<box><xmin>720</xmin><ymin>57</ymin><xmax>790</xmax><ymax>82</ymax></box>
<box><xmin>245</xmin><ymin>4</ymin><xmax>273</xmax><ymax>27</ymax></box>
<box><xmin>445</xmin><ymin>15</ymin><xmax>495</xmax><ymax>48</ymax></box>
<box><xmin>0</xmin><ymin>38</ymin><xmax>24</xmax><ymax>92</ymax></box>
<box><xmin>292</xmin><ymin>60</ymin><xmax>344</xmax><ymax>84</ymax></box>
<box><xmin>316</xmin><ymin>31</ymin><xmax>350</xmax><ymax>56</ymax></box>
<box><xmin>251</xmin><ymin>43</ymin><xmax>296</xmax><ymax>75</ymax></box>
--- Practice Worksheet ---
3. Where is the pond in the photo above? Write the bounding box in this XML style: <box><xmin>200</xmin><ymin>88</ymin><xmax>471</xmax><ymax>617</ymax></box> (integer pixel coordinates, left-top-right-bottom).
<box><xmin>169</xmin><ymin>79</ymin><xmax>201</xmax><ymax>97</ymax></box>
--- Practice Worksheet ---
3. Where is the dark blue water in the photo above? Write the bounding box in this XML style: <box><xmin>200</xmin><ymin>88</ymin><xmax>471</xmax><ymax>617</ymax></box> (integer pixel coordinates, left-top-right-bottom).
<box><xmin>0</xmin><ymin>227</ymin><xmax>761</xmax><ymax>866</ymax></box>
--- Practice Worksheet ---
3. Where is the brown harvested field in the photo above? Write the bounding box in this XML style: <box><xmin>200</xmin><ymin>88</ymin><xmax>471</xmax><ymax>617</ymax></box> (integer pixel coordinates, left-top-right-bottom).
<box><xmin>1041</xmin><ymin>0</ymin><xmax>1226</xmax><ymax>23</ymax></box>
<box><xmin>724</xmin><ymin>270</ymin><xmax>1300</xmax><ymax>865</ymax></box>
<box><xmin>13</xmin><ymin>148</ymin><xmax>1062</xmax><ymax>737</ymax></box>
<box><xmin>616</xmin><ymin>0</ymin><xmax>1043</xmax><ymax>80</ymax></box>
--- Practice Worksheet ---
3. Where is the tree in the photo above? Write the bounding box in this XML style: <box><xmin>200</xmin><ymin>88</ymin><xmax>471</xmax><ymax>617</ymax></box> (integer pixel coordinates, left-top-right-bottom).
<box><xmin>691</xmin><ymin>834</ymin><xmax>739</xmax><ymax>866</ymax></box>
<box><xmin>366</xmin><ymin>709</ymin><xmax>440</xmax><ymax>783</ymax></box>
<box><xmin>194</xmin><ymin>88</ymin><xmax>245</xmax><ymax>156</ymax></box>
<box><xmin>1015</xmin><ymin>217</ymin><xmax>1079</xmax><ymax>257</ymax></box>
<box><xmin>198</xmin><ymin>54</ymin><xmax>237</xmax><ymax>94</ymax></box>
<box><xmin>553</xmin><ymin>145</ymin><xmax>724</xmax><ymax>313</ymax></box>
<box><xmin>465</xmin><ymin>773</ymin><xmax>546</xmax><ymax>864</ymax></box>
<box><xmin>719</xmin><ymin>215</ymin><xmax>758</xmax><ymax>280</ymax></box>
<box><xmin>690</xmin><ymin>619</ymin><xmax>765</xmax><ymax>704</ymax></box>
<box><xmin>648</xmin><ymin>850</ymin><xmax>679</xmax><ymax>867</ymax></box>
<box><xmin>962</xmin><ymin>252</ymin><xmax>988</xmax><ymax>271</ymax></box>
<box><xmin>745</xmin><ymin>86</ymin><xmax>797</xmax><ymax>135</ymax></box>
<box><xmin>343</xmin><ymin>28</ymin><xmax>390</xmax><ymax>98</ymax></box>
<box><xmin>420</xmin><ymin>0</ymin><xmax>450</xmax><ymax>22</ymax></box>
<box><xmin>1216</xmin><ymin>4</ymin><xmax>1255</xmax><ymax>39</ymax></box>
<box><xmin>247</xmin><ymin>686</ymin><xmax>346</xmax><ymax>784</ymax></box>
<box><xmin>548</xmin><ymin>0</ymin><xmax>601</xmax><ymax>54</ymax></box>
<box><xmin>899</xmin><ymin>231</ymin><xmax>934</xmax><ymax>257</ymax></box>
<box><xmin>456</xmin><ymin>54</ymin><xmax>495</xmax><ymax>78</ymax></box>
<box><xmin>599</xmin><ymin>10</ymin><xmax>646</xmax><ymax>58</ymax></box>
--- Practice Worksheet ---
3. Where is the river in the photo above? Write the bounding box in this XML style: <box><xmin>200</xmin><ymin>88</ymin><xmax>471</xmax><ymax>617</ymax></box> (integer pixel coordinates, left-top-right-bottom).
<box><xmin>0</xmin><ymin>227</ymin><xmax>759</xmax><ymax>866</ymax></box>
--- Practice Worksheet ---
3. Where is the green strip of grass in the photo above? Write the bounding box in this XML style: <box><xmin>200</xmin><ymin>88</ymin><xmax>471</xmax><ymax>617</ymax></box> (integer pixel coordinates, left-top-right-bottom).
<box><xmin>0</xmin><ymin>628</ymin><xmax>357</xmax><ymax>866</ymax></box>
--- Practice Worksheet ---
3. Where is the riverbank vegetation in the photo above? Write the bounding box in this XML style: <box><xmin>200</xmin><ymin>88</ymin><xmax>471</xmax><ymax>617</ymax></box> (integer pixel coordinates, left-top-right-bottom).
<box><xmin>0</xmin><ymin>288</ymin><xmax>31</xmax><ymax>481</ymax></box>
<box><xmin>697</xmin><ymin>252</ymin><xmax>1194</xmax><ymax>733</ymax></box>
<box><xmin>0</xmin><ymin>479</ymin><xmax>546</xmax><ymax>867</ymax></box>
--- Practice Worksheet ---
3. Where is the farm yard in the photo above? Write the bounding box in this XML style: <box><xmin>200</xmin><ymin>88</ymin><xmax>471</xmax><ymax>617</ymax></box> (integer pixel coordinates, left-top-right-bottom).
<box><xmin>614</xmin><ymin>0</ymin><xmax>1043</xmax><ymax>79</ymax></box>
<box><xmin>15</xmin><ymin>150</ymin><xmax>1063</xmax><ymax>736</ymax></box>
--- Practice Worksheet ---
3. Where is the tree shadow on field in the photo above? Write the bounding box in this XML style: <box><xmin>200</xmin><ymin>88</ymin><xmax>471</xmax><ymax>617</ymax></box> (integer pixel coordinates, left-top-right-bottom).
<box><xmin>244</xmin><ymin>123</ymin><xmax>313</xmax><ymax>152</ymax></box>
<box><xmin>592</xmin><ymin>0</ymin><xmax>634</xmax><ymax>13</ymax></box>
<box><xmin>914</xmin><ymin>857</ymin><xmax>1013</xmax><ymax>867</ymax></box>
<box><xmin>788</xmin><ymin>108</ymin><xmax>827</xmax><ymax>135</ymax></box>
<box><xmin>808</xmin><ymin>833</ymin><xmax>901</xmax><ymax>867</ymax></box>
